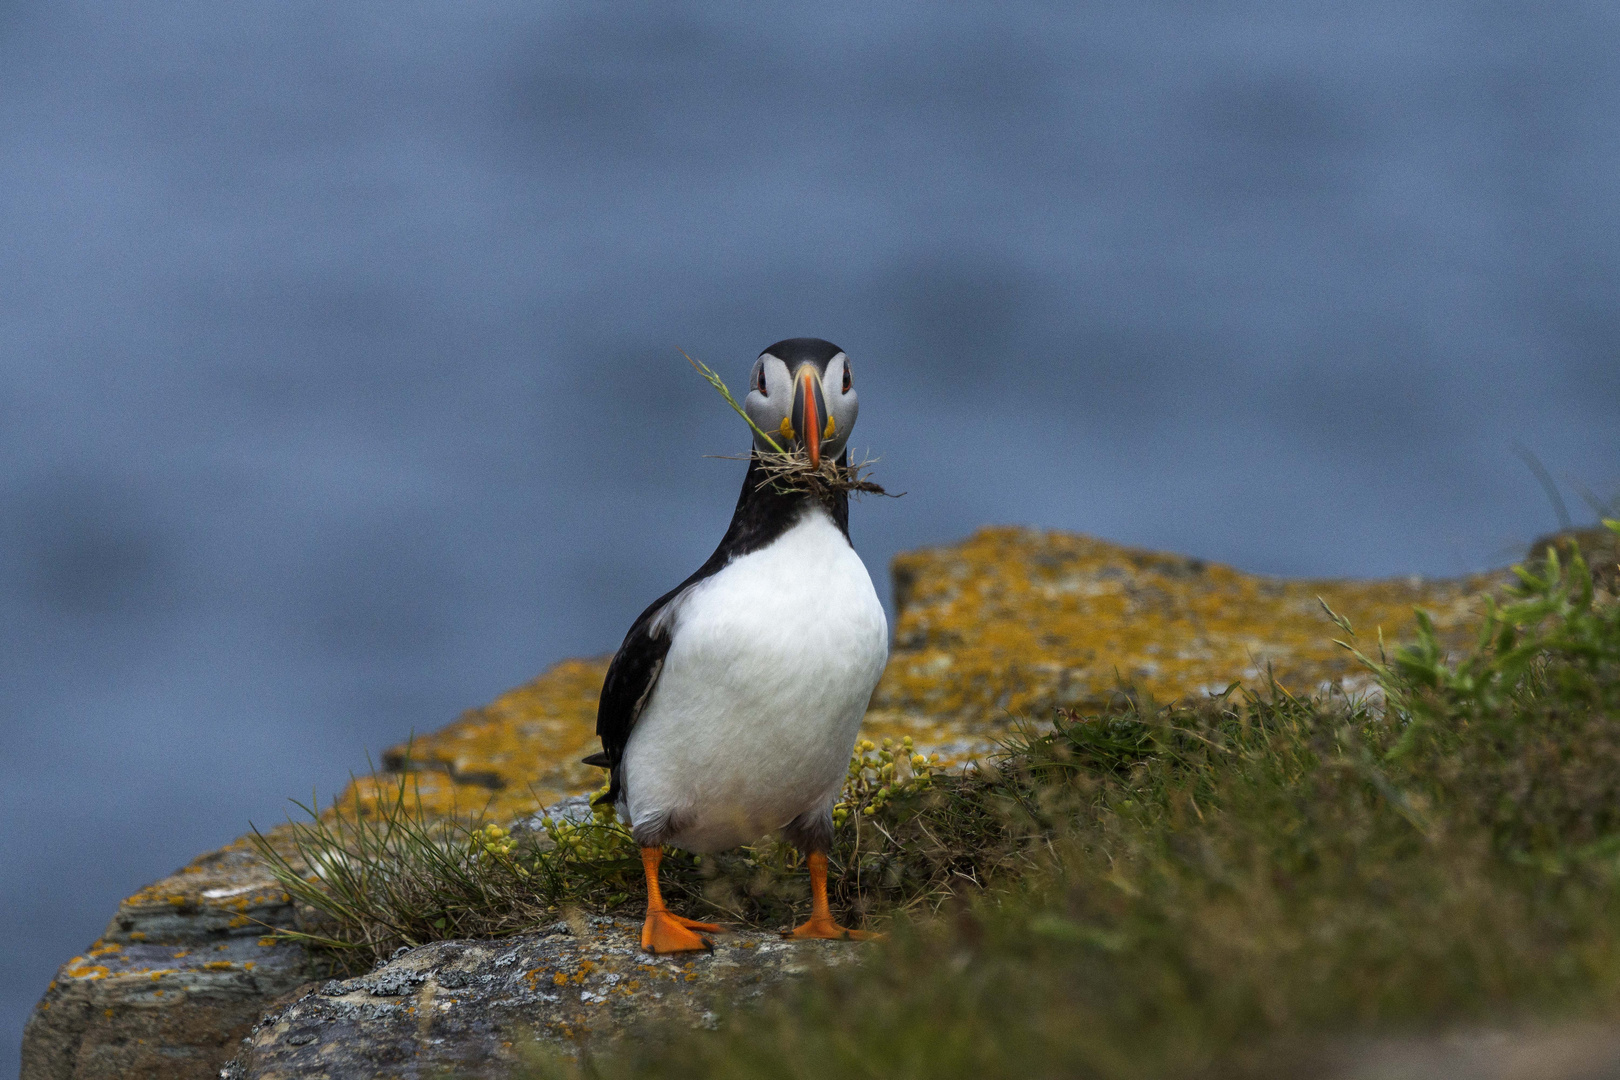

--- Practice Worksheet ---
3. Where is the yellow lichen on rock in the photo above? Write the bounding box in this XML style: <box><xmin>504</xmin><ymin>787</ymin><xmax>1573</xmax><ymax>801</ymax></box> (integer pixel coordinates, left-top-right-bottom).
<box><xmin>861</xmin><ymin>527</ymin><xmax>1500</xmax><ymax>760</ymax></box>
<box><xmin>344</xmin><ymin>657</ymin><xmax>610</xmax><ymax>821</ymax></box>
<box><xmin>343</xmin><ymin>528</ymin><xmax>1504</xmax><ymax>820</ymax></box>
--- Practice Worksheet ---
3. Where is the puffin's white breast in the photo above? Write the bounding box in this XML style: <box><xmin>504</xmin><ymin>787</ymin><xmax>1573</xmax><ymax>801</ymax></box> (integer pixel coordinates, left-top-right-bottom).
<box><xmin>621</xmin><ymin>506</ymin><xmax>889</xmax><ymax>852</ymax></box>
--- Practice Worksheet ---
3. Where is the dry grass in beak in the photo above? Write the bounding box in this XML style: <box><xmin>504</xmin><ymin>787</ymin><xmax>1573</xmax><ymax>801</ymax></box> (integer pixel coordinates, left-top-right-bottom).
<box><xmin>748</xmin><ymin>446</ymin><xmax>898</xmax><ymax>504</ymax></box>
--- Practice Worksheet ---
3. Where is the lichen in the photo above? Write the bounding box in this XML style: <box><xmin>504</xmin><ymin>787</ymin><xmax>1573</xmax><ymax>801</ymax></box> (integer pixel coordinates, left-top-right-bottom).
<box><xmin>863</xmin><ymin>527</ymin><xmax>1500</xmax><ymax>760</ymax></box>
<box><xmin>342</xmin><ymin>657</ymin><xmax>609</xmax><ymax>821</ymax></box>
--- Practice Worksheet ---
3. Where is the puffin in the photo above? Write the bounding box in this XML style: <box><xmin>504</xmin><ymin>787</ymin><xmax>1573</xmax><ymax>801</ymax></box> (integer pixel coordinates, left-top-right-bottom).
<box><xmin>582</xmin><ymin>337</ymin><xmax>889</xmax><ymax>954</ymax></box>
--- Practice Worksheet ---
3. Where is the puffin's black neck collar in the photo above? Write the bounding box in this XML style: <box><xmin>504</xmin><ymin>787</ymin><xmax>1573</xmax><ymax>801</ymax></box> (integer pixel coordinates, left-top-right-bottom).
<box><xmin>712</xmin><ymin>450</ymin><xmax>851</xmax><ymax>563</ymax></box>
<box><xmin>659</xmin><ymin>451</ymin><xmax>851</xmax><ymax>606</ymax></box>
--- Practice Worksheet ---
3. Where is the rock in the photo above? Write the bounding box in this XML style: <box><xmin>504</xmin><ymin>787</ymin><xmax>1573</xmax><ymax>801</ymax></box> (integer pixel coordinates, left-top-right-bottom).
<box><xmin>865</xmin><ymin>527</ymin><xmax>1502</xmax><ymax>759</ymax></box>
<box><xmin>517</xmin><ymin>793</ymin><xmax>596</xmax><ymax>833</ymax></box>
<box><xmin>354</xmin><ymin>657</ymin><xmax>610</xmax><ymax>822</ymax></box>
<box><xmin>24</xmin><ymin>528</ymin><xmax>1520</xmax><ymax>1077</ymax></box>
<box><xmin>20</xmin><ymin>837</ymin><xmax>309</xmax><ymax>1080</ymax></box>
<box><xmin>98</xmin><ymin>837</ymin><xmax>301</xmax><ymax>947</ymax></box>
<box><xmin>222</xmin><ymin>917</ymin><xmax>858</xmax><ymax>1079</ymax></box>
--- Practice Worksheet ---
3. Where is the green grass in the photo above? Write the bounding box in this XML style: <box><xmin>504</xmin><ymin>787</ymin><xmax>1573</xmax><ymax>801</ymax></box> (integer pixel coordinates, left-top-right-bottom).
<box><xmin>518</xmin><ymin>521</ymin><xmax>1620</xmax><ymax>1079</ymax></box>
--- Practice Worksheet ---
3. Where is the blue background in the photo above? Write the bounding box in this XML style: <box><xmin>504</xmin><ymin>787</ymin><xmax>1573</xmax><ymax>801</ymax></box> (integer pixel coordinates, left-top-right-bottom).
<box><xmin>4</xmin><ymin>1</ymin><xmax>1619</xmax><ymax>1062</ymax></box>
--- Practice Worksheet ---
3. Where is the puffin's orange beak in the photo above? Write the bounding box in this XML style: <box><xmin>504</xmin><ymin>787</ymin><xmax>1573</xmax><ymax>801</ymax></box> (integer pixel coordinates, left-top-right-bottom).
<box><xmin>790</xmin><ymin>365</ymin><xmax>827</xmax><ymax>468</ymax></box>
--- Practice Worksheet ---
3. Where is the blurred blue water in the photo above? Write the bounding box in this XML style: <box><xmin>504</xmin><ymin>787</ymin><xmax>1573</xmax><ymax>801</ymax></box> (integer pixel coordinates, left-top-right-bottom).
<box><xmin>4</xmin><ymin>0</ymin><xmax>1619</xmax><ymax>1062</ymax></box>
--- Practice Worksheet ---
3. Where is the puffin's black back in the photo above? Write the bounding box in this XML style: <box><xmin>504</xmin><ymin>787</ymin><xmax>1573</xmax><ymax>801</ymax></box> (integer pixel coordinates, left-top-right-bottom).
<box><xmin>585</xmin><ymin>450</ymin><xmax>851</xmax><ymax>804</ymax></box>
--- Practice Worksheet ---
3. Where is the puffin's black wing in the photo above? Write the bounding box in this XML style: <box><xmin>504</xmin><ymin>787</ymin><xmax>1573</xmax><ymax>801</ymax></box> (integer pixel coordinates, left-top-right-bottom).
<box><xmin>585</xmin><ymin>583</ymin><xmax>686</xmax><ymax>805</ymax></box>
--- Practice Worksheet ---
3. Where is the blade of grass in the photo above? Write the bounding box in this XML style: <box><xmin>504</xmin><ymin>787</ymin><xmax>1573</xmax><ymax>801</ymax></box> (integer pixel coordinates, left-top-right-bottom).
<box><xmin>682</xmin><ymin>349</ymin><xmax>786</xmax><ymax>454</ymax></box>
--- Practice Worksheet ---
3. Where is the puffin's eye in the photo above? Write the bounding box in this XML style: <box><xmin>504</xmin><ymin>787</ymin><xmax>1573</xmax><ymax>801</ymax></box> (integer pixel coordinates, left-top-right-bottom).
<box><xmin>842</xmin><ymin>362</ymin><xmax>852</xmax><ymax>393</ymax></box>
<box><xmin>757</xmin><ymin>366</ymin><xmax>768</xmax><ymax>395</ymax></box>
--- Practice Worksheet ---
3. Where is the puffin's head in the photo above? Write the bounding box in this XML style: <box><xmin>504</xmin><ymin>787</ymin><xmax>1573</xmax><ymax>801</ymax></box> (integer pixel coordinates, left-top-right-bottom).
<box><xmin>743</xmin><ymin>337</ymin><xmax>858</xmax><ymax>468</ymax></box>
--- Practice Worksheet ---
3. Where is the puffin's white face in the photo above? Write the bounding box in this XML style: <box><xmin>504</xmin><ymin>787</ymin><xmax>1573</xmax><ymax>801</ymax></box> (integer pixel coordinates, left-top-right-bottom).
<box><xmin>742</xmin><ymin>342</ymin><xmax>858</xmax><ymax>467</ymax></box>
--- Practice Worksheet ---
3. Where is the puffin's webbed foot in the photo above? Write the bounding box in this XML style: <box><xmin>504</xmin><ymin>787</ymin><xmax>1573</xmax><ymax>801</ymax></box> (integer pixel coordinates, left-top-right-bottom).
<box><xmin>785</xmin><ymin>850</ymin><xmax>879</xmax><ymax>943</ymax></box>
<box><xmin>637</xmin><ymin>845</ymin><xmax>721</xmax><ymax>954</ymax></box>
<box><xmin>786</xmin><ymin>914</ymin><xmax>877</xmax><ymax>941</ymax></box>
<box><xmin>641</xmin><ymin>908</ymin><xmax>715</xmax><ymax>954</ymax></box>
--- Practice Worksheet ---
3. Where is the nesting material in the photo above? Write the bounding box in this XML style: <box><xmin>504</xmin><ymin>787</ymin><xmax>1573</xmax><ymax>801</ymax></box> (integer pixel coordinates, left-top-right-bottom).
<box><xmin>747</xmin><ymin>447</ymin><xmax>897</xmax><ymax>502</ymax></box>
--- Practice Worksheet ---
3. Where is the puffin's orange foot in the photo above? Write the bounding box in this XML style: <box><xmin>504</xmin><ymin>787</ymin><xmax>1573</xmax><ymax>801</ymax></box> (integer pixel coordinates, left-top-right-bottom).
<box><xmin>641</xmin><ymin>909</ymin><xmax>714</xmax><ymax>954</ymax></box>
<box><xmin>668</xmin><ymin>913</ymin><xmax>723</xmax><ymax>933</ymax></box>
<box><xmin>785</xmin><ymin>915</ymin><xmax>878</xmax><ymax>942</ymax></box>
